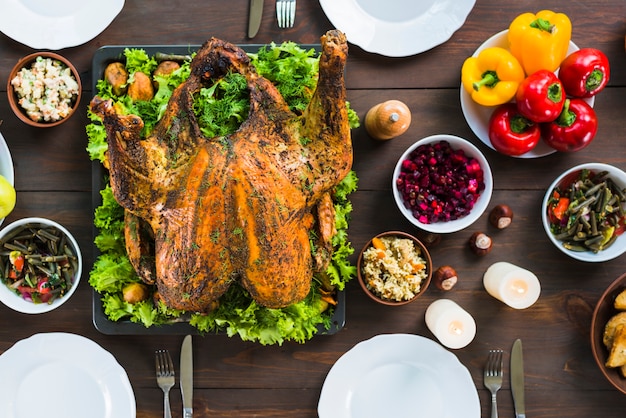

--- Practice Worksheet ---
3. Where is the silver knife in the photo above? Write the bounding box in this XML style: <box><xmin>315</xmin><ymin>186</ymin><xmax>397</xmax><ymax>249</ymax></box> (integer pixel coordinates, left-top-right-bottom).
<box><xmin>248</xmin><ymin>0</ymin><xmax>264</xmax><ymax>38</ymax></box>
<box><xmin>511</xmin><ymin>339</ymin><xmax>526</xmax><ymax>418</ymax></box>
<box><xmin>181</xmin><ymin>335</ymin><xmax>193</xmax><ymax>418</ymax></box>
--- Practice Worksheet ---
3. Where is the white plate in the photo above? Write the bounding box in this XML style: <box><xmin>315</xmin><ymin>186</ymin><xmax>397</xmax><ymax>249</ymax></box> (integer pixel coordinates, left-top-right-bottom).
<box><xmin>0</xmin><ymin>333</ymin><xmax>136</xmax><ymax>418</ymax></box>
<box><xmin>0</xmin><ymin>133</ymin><xmax>15</xmax><ymax>227</ymax></box>
<box><xmin>0</xmin><ymin>0</ymin><xmax>125</xmax><ymax>50</ymax></box>
<box><xmin>319</xmin><ymin>0</ymin><xmax>475</xmax><ymax>57</ymax></box>
<box><xmin>318</xmin><ymin>334</ymin><xmax>480</xmax><ymax>418</ymax></box>
<box><xmin>460</xmin><ymin>30</ymin><xmax>594</xmax><ymax>158</ymax></box>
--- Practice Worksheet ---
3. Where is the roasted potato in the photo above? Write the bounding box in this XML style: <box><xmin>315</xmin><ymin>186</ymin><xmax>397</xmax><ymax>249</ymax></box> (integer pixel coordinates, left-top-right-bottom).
<box><xmin>607</xmin><ymin>324</ymin><xmax>626</xmax><ymax>368</ymax></box>
<box><xmin>154</xmin><ymin>60</ymin><xmax>180</xmax><ymax>77</ymax></box>
<box><xmin>127</xmin><ymin>71</ymin><xmax>154</xmax><ymax>101</ymax></box>
<box><xmin>153</xmin><ymin>60</ymin><xmax>181</xmax><ymax>90</ymax></box>
<box><xmin>104</xmin><ymin>62</ymin><xmax>129</xmax><ymax>96</ymax></box>
<box><xmin>604</xmin><ymin>311</ymin><xmax>626</xmax><ymax>349</ymax></box>
<box><xmin>122</xmin><ymin>282</ymin><xmax>149</xmax><ymax>304</ymax></box>
<box><xmin>615</xmin><ymin>289</ymin><xmax>626</xmax><ymax>310</ymax></box>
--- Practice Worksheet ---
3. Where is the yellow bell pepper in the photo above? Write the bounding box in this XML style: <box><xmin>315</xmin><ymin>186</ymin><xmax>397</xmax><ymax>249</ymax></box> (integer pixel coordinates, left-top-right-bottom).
<box><xmin>508</xmin><ymin>10</ymin><xmax>572</xmax><ymax>76</ymax></box>
<box><xmin>461</xmin><ymin>47</ymin><xmax>525</xmax><ymax>107</ymax></box>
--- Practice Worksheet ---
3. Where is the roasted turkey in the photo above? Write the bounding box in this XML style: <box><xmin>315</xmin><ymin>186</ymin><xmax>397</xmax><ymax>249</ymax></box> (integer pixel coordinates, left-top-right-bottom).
<box><xmin>90</xmin><ymin>30</ymin><xmax>352</xmax><ymax>312</ymax></box>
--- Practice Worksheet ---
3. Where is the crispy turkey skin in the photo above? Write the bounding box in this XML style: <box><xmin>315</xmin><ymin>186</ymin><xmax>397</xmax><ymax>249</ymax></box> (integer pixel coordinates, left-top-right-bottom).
<box><xmin>90</xmin><ymin>30</ymin><xmax>352</xmax><ymax>312</ymax></box>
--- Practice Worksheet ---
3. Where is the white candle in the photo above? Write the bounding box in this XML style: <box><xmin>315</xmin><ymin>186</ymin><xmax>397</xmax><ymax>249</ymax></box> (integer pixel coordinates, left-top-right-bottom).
<box><xmin>483</xmin><ymin>261</ymin><xmax>541</xmax><ymax>309</ymax></box>
<box><xmin>425</xmin><ymin>299</ymin><xmax>476</xmax><ymax>349</ymax></box>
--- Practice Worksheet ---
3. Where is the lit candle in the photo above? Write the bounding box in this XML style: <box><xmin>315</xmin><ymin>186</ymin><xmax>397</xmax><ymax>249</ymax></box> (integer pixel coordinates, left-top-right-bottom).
<box><xmin>425</xmin><ymin>299</ymin><xmax>476</xmax><ymax>349</ymax></box>
<box><xmin>483</xmin><ymin>261</ymin><xmax>541</xmax><ymax>309</ymax></box>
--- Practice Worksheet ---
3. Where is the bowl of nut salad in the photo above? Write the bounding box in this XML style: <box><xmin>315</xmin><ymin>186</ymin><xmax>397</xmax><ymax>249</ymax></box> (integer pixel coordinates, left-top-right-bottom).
<box><xmin>7</xmin><ymin>52</ymin><xmax>82</xmax><ymax>128</ymax></box>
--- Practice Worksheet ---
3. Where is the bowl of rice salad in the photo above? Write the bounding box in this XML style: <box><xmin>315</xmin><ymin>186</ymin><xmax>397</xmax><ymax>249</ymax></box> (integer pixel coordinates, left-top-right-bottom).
<box><xmin>357</xmin><ymin>231</ymin><xmax>432</xmax><ymax>306</ymax></box>
<box><xmin>7</xmin><ymin>52</ymin><xmax>82</xmax><ymax>128</ymax></box>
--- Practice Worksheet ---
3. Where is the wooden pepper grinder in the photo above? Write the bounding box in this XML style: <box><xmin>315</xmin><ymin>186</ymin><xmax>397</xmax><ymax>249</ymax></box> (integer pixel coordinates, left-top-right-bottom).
<box><xmin>364</xmin><ymin>100</ymin><xmax>411</xmax><ymax>140</ymax></box>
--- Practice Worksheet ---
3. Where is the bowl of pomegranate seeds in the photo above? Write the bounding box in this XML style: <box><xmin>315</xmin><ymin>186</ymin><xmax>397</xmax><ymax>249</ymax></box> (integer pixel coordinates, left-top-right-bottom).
<box><xmin>393</xmin><ymin>134</ymin><xmax>493</xmax><ymax>233</ymax></box>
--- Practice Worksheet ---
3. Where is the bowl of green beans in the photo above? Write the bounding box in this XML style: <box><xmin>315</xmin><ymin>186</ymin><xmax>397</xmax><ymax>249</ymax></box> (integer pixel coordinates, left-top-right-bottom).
<box><xmin>0</xmin><ymin>217</ymin><xmax>82</xmax><ymax>313</ymax></box>
<box><xmin>542</xmin><ymin>163</ymin><xmax>626</xmax><ymax>262</ymax></box>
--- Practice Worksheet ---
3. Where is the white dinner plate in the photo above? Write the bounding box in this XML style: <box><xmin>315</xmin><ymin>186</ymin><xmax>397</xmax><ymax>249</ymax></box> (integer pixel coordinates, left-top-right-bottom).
<box><xmin>0</xmin><ymin>333</ymin><xmax>136</xmax><ymax>418</ymax></box>
<box><xmin>319</xmin><ymin>0</ymin><xmax>475</xmax><ymax>57</ymax></box>
<box><xmin>0</xmin><ymin>132</ymin><xmax>15</xmax><ymax>227</ymax></box>
<box><xmin>318</xmin><ymin>334</ymin><xmax>480</xmax><ymax>418</ymax></box>
<box><xmin>0</xmin><ymin>0</ymin><xmax>125</xmax><ymax>50</ymax></box>
<box><xmin>460</xmin><ymin>30</ymin><xmax>594</xmax><ymax>158</ymax></box>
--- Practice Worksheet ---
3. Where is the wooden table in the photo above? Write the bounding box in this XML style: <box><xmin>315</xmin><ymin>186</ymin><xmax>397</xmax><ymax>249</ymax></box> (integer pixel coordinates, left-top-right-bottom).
<box><xmin>1</xmin><ymin>1</ymin><xmax>625</xmax><ymax>416</ymax></box>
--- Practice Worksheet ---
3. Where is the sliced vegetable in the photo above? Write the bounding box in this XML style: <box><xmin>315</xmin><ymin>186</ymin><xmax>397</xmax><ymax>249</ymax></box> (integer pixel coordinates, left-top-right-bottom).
<box><xmin>508</xmin><ymin>10</ymin><xmax>572</xmax><ymax>75</ymax></box>
<box><xmin>558</xmin><ymin>48</ymin><xmax>610</xmax><ymax>98</ymax></box>
<box><xmin>461</xmin><ymin>47</ymin><xmax>525</xmax><ymax>106</ymax></box>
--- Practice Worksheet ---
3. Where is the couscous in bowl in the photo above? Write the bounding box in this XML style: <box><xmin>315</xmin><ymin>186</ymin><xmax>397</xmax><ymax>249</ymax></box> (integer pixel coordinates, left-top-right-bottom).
<box><xmin>357</xmin><ymin>231</ymin><xmax>432</xmax><ymax>306</ymax></box>
<box><xmin>7</xmin><ymin>52</ymin><xmax>82</xmax><ymax>128</ymax></box>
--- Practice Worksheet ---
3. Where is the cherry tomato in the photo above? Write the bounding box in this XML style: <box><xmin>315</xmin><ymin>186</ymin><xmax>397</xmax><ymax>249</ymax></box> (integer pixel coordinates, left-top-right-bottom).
<box><xmin>516</xmin><ymin>70</ymin><xmax>566</xmax><ymax>123</ymax></box>
<box><xmin>541</xmin><ymin>98</ymin><xmax>598</xmax><ymax>152</ymax></box>
<box><xmin>488</xmin><ymin>103</ymin><xmax>541</xmax><ymax>156</ymax></box>
<box><xmin>558</xmin><ymin>48</ymin><xmax>610</xmax><ymax>98</ymax></box>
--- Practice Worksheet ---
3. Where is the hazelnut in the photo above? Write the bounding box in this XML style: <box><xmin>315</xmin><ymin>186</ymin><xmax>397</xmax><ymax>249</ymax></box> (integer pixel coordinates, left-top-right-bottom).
<box><xmin>489</xmin><ymin>204</ymin><xmax>514</xmax><ymax>229</ymax></box>
<box><xmin>469</xmin><ymin>232</ymin><xmax>492</xmax><ymax>256</ymax></box>
<box><xmin>433</xmin><ymin>266</ymin><xmax>458</xmax><ymax>291</ymax></box>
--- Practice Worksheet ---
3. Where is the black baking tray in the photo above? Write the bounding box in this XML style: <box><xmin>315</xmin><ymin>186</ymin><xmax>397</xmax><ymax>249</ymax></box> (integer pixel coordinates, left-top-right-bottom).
<box><xmin>90</xmin><ymin>44</ymin><xmax>346</xmax><ymax>336</ymax></box>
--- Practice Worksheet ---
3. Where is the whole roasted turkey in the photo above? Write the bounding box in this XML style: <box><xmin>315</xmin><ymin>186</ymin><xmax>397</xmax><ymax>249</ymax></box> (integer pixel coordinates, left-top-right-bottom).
<box><xmin>90</xmin><ymin>30</ymin><xmax>352</xmax><ymax>312</ymax></box>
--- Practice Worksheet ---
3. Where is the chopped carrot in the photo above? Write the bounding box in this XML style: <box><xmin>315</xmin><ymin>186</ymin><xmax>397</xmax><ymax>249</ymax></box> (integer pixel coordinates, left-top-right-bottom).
<box><xmin>371</xmin><ymin>237</ymin><xmax>386</xmax><ymax>251</ymax></box>
<box><xmin>376</xmin><ymin>250</ymin><xmax>386</xmax><ymax>259</ymax></box>
<box><xmin>411</xmin><ymin>263</ymin><xmax>425</xmax><ymax>272</ymax></box>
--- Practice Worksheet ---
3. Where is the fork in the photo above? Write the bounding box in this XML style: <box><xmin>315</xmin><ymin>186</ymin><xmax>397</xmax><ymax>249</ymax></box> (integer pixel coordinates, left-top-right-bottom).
<box><xmin>276</xmin><ymin>0</ymin><xmax>296</xmax><ymax>28</ymax></box>
<box><xmin>484</xmin><ymin>349</ymin><xmax>504</xmax><ymax>418</ymax></box>
<box><xmin>155</xmin><ymin>349</ymin><xmax>175</xmax><ymax>418</ymax></box>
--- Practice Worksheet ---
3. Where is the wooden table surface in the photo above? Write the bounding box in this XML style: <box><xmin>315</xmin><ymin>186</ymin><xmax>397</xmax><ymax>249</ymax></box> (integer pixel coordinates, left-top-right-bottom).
<box><xmin>1</xmin><ymin>1</ymin><xmax>626</xmax><ymax>417</ymax></box>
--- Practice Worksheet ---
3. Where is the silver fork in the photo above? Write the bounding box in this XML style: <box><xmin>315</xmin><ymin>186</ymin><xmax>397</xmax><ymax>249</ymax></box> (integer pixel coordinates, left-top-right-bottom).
<box><xmin>276</xmin><ymin>0</ymin><xmax>296</xmax><ymax>28</ymax></box>
<box><xmin>484</xmin><ymin>349</ymin><xmax>504</xmax><ymax>418</ymax></box>
<box><xmin>155</xmin><ymin>349</ymin><xmax>175</xmax><ymax>418</ymax></box>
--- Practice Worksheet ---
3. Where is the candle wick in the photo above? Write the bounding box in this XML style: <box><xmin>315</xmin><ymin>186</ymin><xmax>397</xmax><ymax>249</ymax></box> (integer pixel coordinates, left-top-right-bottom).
<box><xmin>449</xmin><ymin>320</ymin><xmax>464</xmax><ymax>335</ymax></box>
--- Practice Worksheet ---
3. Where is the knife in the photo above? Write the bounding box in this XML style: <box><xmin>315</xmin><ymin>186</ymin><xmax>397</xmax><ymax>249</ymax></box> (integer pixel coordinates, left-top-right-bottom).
<box><xmin>181</xmin><ymin>335</ymin><xmax>193</xmax><ymax>418</ymax></box>
<box><xmin>248</xmin><ymin>0</ymin><xmax>264</xmax><ymax>38</ymax></box>
<box><xmin>511</xmin><ymin>339</ymin><xmax>526</xmax><ymax>418</ymax></box>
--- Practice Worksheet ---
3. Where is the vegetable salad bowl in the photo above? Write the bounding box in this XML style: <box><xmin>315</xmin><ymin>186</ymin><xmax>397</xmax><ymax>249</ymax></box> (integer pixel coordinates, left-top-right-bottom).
<box><xmin>542</xmin><ymin>163</ymin><xmax>626</xmax><ymax>262</ymax></box>
<box><xmin>7</xmin><ymin>52</ymin><xmax>82</xmax><ymax>128</ymax></box>
<box><xmin>0</xmin><ymin>217</ymin><xmax>82</xmax><ymax>314</ymax></box>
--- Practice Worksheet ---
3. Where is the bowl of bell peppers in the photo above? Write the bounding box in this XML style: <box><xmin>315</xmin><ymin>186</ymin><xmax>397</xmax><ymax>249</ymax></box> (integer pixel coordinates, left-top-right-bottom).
<box><xmin>460</xmin><ymin>10</ymin><xmax>610</xmax><ymax>158</ymax></box>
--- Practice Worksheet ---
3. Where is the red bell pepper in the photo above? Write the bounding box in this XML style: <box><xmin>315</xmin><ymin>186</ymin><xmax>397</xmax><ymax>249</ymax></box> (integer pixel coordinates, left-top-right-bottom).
<box><xmin>516</xmin><ymin>69</ymin><xmax>566</xmax><ymax>123</ymax></box>
<box><xmin>488</xmin><ymin>103</ymin><xmax>541</xmax><ymax>156</ymax></box>
<box><xmin>541</xmin><ymin>98</ymin><xmax>598</xmax><ymax>152</ymax></box>
<box><xmin>558</xmin><ymin>48</ymin><xmax>610</xmax><ymax>98</ymax></box>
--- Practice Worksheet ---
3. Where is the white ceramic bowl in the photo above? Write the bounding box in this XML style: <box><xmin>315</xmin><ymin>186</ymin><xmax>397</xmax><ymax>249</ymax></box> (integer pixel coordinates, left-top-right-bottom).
<box><xmin>460</xmin><ymin>30</ymin><xmax>594</xmax><ymax>159</ymax></box>
<box><xmin>0</xmin><ymin>133</ymin><xmax>15</xmax><ymax>227</ymax></box>
<box><xmin>542</xmin><ymin>163</ymin><xmax>626</xmax><ymax>262</ymax></box>
<box><xmin>392</xmin><ymin>134</ymin><xmax>493</xmax><ymax>234</ymax></box>
<box><xmin>0</xmin><ymin>217</ymin><xmax>82</xmax><ymax>313</ymax></box>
